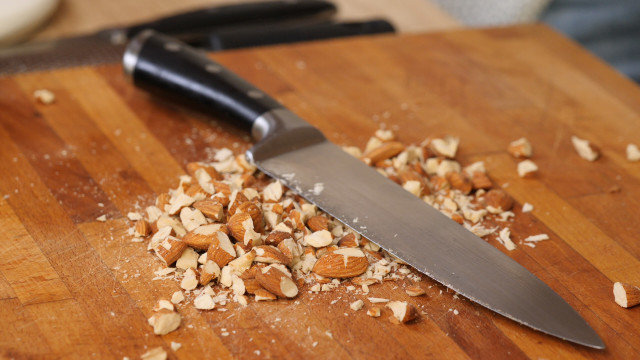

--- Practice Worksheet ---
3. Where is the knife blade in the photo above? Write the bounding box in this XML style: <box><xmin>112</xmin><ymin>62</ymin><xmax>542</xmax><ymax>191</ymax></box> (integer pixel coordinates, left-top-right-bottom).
<box><xmin>123</xmin><ymin>30</ymin><xmax>605</xmax><ymax>349</ymax></box>
<box><xmin>0</xmin><ymin>0</ymin><xmax>336</xmax><ymax>75</ymax></box>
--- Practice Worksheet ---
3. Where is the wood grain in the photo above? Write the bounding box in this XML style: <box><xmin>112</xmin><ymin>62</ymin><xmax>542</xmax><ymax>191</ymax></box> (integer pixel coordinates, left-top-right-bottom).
<box><xmin>1</xmin><ymin>25</ymin><xmax>640</xmax><ymax>359</ymax></box>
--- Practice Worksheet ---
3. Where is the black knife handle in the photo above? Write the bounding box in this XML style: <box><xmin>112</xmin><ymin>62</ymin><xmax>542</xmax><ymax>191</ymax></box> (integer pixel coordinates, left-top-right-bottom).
<box><xmin>184</xmin><ymin>19</ymin><xmax>395</xmax><ymax>50</ymax></box>
<box><xmin>124</xmin><ymin>30</ymin><xmax>282</xmax><ymax>130</ymax></box>
<box><xmin>124</xmin><ymin>0</ymin><xmax>337</xmax><ymax>38</ymax></box>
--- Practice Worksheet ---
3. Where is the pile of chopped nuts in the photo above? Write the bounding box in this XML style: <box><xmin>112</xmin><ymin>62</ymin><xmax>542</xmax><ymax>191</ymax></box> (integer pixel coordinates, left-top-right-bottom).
<box><xmin>129</xmin><ymin>129</ymin><xmax>549</xmax><ymax>344</ymax></box>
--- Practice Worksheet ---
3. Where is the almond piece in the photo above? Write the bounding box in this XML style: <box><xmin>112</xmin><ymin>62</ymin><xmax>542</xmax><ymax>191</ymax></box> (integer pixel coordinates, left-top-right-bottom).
<box><xmin>155</xmin><ymin>237</ymin><xmax>187</xmax><ymax>265</ymax></box>
<box><xmin>507</xmin><ymin>138</ymin><xmax>533</xmax><ymax>158</ymax></box>
<box><xmin>156</xmin><ymin>192</ymin><xmax>171</xmax><ymax>210</ymax></box>
<box><xmin>350</xmin><ymin>299</ymin><xmax>364</xmax><ymax>311</ymax></box>
<box><xmin>627</xmin><ymin>144</ymin><xmax>640</xmax><ymax>162</ymax></box>
<box><xmin>613</xmin><ymin>282</ymin><xmax>640</xmax><ymax>308</ymax></box>
<box><xmin>179</xmin><ymin>207</ymin><xmax>206</xmax><ymax>232</ymax></box>
<box><xmin>193</xmin><ymin>200</ymin><xmax>224</xmax><ymax>221</ymax></box>
<box><xmin>193</xmin><ymin>293</ymin><xmax>215</xmax><ymax>310</ymax></box>
<box><xmin>254</xmin><ymin>288</ymin><xmax>277</xmax><ymax>301</ymax></box>
<box><xmin>235</xmin><ymin>201</ymin><xmax>264</xmax><ymax>232</ymax></box>
<box><xmin>227</xmin><ymin>212</ymin><xmax>260</xmax><ymax>246</ymax></box>
<box><xmin>256</xmin><ymin>265</ymin><xmax>298</xmax><ymax>298</ymax></box>
<box><xmin>183</xmin><ymin>224</ymin><xmax>223</xmax><ymax>250</ymax></box>
<box><xmin>471</xmin><ymin>171</ymin><xmax>492</xmax><ymax>190</ymax></box>
<box><xmin>405</xmin><ymin>286</ymin><xmax>426</xmax><ymax>297</ymax></box>
<box><xmin>307</xmin><ymin>215</ymin><xmax>330</xmax><ymax>232</ymax></box>
<box><xmin>367</xmin><ymin>306</ymin><xmax>381</xmax><ymax>317</ymax></box>
<box><xmin>446</xmin><ymin>172</ymin><xmax>472</xmax><ymax>194</ymax></box>
<box><xmin>265</xmin><ymin>231</ymin><xmax>293</xmax><ymax>246</ymax></box>
<box><xmin>134</xmin><ymin>219</ymin><xmax>151</xmax><ymax>237</ymax></box>
<box><xmin>253</xmin><ymin>245</ymin><xmax>289</xmax><ymax>264</ymax></box>
<box><xmin>207</xmin><ymin>232</ymin><xmax>237</xmax><ymax>267</ymax></box>
<box><xmin>571</xmin><ymin>136</ymin><xmax>600</xmax><ymax>161</ymax></box>
<box><xmin>199</xmin><ymin>260</ymin><xmax>221</xmax><ymax>285</ymax></box>
<box><xmin>243</xmin><ymin>278</ymin><xmax>264</xmax><ymax>294</ymax></box>
<box><xmin>517</xmin><ymin>160</ymin><xmax>538</xmax><ymax>178</ymax></box>
<box><xmin>386</xmin><ymin>301</ymin><xmax>418</xmax><ymax>323</ymax></box>
<box><xmin>228</xmin><ymin>251</ymin><xmax>256</xmax><ymax>275</ymax></box>
<box><xmin>277</xmin><ymin>238</ymin><xmax>301</xmax><ymax>265</ymax></box>
<box><xmin>304</xmin><ymin>230</ymin><xmax>333</xmax><ymax>248</ymax></box>
<box><xmin>484</xmin><ymin>189</ymin><xmax>513</xmax><ymax>213</ymax></box>
<box><xmin>186</xmin><ymin>162</ymin><xmax>221</xmax><ymax>180</ymax></box>
<box><xmin>263</xmin><ymin>181</ymin><xmax>283</xmax><ymax>202</ymax></box>
<box><xmin>148</xmin><ymin>309</ymin><xmax>181</xmax><ymax>335</ymax></box>
<box><xmin>430</xmin><ymin>136</ymin><xmax>459</xmax><ymax>158</ymax></box>
<box><xmin>312</xmin><ymin>248</ymin><xmax>368</xmax><ymax>278</ymax></box>
<box><xmin>337</xmin><ymin>233</ymin><xmax>359</xmax><ymax>247</ymax></box>
<box><xmin>362</xmin><ymin>141</ymin><xmax>404</xmax><ymax>165</ymax></box>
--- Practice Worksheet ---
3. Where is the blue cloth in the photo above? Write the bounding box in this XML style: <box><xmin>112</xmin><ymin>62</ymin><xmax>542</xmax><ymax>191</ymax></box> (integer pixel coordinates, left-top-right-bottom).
<box><xmin>542</xmin><ymin>0</ymin><xmax>640</xmax><ymax>82</ymax></box>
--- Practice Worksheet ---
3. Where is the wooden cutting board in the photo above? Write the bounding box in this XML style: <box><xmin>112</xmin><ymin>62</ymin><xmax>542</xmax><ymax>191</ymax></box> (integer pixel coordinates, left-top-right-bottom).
<box><xmin>1</xmin><ymin>24</ymin><xmax>640</xmax><ymax>359</ymax></box>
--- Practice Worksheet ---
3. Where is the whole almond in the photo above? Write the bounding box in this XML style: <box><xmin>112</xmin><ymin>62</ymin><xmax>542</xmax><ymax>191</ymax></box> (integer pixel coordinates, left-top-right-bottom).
<box><xmin>312</xmin><ymin>248</ymin><xmax>368</xmax><ymax>278</ymax></box>
<box><xmin>256</xmin><ymin>266</ymin><xmax>298</xmax><ymax>298</ymax></box>
<box><xmin>206</xmin><ymin>231</ymin><xmax>237</xmax><ymax>267</ymax></box>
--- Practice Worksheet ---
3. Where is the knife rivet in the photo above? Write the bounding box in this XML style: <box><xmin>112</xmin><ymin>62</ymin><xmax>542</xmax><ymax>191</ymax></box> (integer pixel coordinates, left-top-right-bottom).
<box><xmin>247</xmin><ymin>90</ymin><xmax>264</xmax><ymax>99</ymax></box>
<box><xmin>205</xmin><ymin>64</ymin><xmax>222</xmax><ymax>73</ymax></box>
<box><xmin>164</xmin><ymin>42</ymin><xmax>181</xmax><ymax>52</ymax></box>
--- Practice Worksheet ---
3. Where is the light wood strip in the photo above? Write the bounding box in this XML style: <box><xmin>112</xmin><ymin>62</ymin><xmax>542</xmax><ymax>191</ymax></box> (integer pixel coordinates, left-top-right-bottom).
<box><xmin>0</xmin><ymin>124</ymin><xmax>166</xmax><ymax>358</ymax></box>
<box><xmin>0</xmin><ymin>298</ymin><xmax>53</xmax><ymax>358</ymax></box>
<box><xmin>77</xmin><ymin>220</ymin><xmax>235</xmax><ymax>360</ymax></box>
<box><xmin>0</xmin><ymin>198</ymin><xmax>72</xmax><ymax>305</ymax></box>
<box><xmin>53</xmin><ymin>67</ymin><xmax>186</xmax><ymax>193</ymax></box>
<box><xmin>14</xmin><ymin>72</ymin><xmax>157</xmax><ymax>216</ymax></box>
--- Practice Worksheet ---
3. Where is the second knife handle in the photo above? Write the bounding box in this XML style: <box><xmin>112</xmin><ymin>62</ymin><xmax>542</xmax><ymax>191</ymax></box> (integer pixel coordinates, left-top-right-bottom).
<box><xmin>123</xmin><ymin>30</ymin><xmax>282</xmax><ymax>130</ymax></box>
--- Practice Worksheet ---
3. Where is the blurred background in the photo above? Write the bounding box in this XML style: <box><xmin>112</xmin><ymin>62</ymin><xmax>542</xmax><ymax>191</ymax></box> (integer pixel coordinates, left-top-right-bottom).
<box><xmin>1</xmin><ymin>0</ymin><xmax>638</xmax><ymax>82</ymax></box>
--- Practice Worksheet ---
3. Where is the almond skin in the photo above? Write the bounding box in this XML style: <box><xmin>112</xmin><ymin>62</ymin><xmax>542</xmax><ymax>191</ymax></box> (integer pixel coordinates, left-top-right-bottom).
<box><xmin>134</xmin><ymin>219</ymin><xmax>151</xmax><ymax>237</ymax></box>
<box><xmin>446</xmin><ymin>172</ymin><xmax>472</xmax><ymax>194</ymax></box>
<box><xmin>235</xmin><ymin>201</ymin><xmax>263</xmax><ymax>233</ymax></box>
<box><xmin>337</xmin><ymin>233</ymin><xmax>359</xmax><ymax>247</ymax></box>
<box><xmin>155</xmin><ymin>237</ymin><xmax>187</xmax><ymax>265</ymax></box>
<box><xmin>227</xmin><ymin>212</ymin><xmax>253</xmax><ymax>243</ymax></box>
<box><xmin>252</xmin><ymin>245</ymin><xmax>289</xmax><ymax>264</ymax></box>
<box><xmin>361</xmin><ymin>141</ymin><xmax>404</xmax><ymax>165</ymax></box>
<box><xmin>307</xmin><ymin>215</ymin><xmax>329</xmax><ymax>232</ymax></box>
<box><xmin>243</xmin><ymin>278</ymin><xmax>264</xmax><ymax>294</ymax></box>
<box><xmin>471</xmin><ymin>171</ymin><xmax>492</xmax><ymax>190</ymax></box>
<box><xmin>312</xmin><ymin>248</ymin><xmax>368</xmax><ymax>278</ymax></box>
<box><xmin>256</xmin><ymin>266</ymin><xmax>298</xmax><ymax>298</ymax></box>
<box><xmin>484</xmin><ymin>189</ymin><xmax>513</xmax><ymax>212</ymax></box>
<box><xmin>206</xmin><ymin>232</ymin><xmax>237</xmax><ymax>267</ymax></box>
<box><xmin>193</xmin><ymin>200</ymin><xmax>224</xmax><ymax>221</ymax></box>
<box><xmin>186</xmin><ymin>162</ymin><xmax>222</xmax><ymax>180</ymax></box>
<box><xmin>265</xmin><ymin>231</ymin><xmax>293</xmax><ymax>246</ymax></box>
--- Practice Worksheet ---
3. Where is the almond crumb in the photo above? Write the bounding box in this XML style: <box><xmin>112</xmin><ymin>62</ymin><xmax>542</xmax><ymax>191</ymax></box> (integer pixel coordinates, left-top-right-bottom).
<box><xmin>571</xmin><ymin>136</ymin><xmax>599</xmax><ymax>161</ymax></box>
<box><xmin>350</xmin><ymin>299</ymin><xmax>364</xmax><ymax>311</ymax></box>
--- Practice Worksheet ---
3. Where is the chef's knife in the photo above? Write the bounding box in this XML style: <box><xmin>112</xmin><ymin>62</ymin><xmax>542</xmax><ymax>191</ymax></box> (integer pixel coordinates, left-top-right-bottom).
<box><xmin>0</xmin><ymin>0</ymin><xmax>336</xmax><ymax>75</ymax></box>
<box><xmin>184</xmin><ymin>19</ymin><xmax>394</xmax><ymax>51</ymax></box>
<box><xmin>123</xmin><ymin>30</ymin><xmax>605</xmax><ymax>349</ymax></box>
